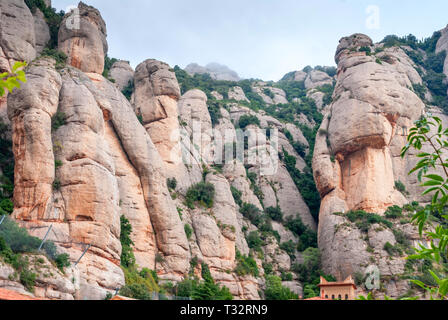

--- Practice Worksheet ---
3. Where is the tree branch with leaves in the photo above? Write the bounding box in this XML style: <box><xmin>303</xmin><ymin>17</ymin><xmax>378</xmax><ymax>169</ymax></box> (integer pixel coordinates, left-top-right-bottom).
<box><xmin>401</xmin><ymin>114</ymin><xmax>448</xmax><ymax>300</ymax></box>
<box><xmin>0</xmin><ymin>61</ymin><xmax>27</xmax><ymax>97</ymax></box>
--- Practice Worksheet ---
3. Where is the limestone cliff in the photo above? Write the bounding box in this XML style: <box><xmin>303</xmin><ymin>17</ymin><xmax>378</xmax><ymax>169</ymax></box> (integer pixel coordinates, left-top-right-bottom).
<box><xmin>0</xmin><ymin>1</ymin><xmax>321</xmax><ymax>300</ymax></box>
<box><xmin>313</xmin><ymin>32</ymin><xmax>447</xmax><ymax>298</ymax></box>
<box><xmin>1</xmin><ymin>0</ymin><xmax>443</xmax><ymax>301</ymax></box>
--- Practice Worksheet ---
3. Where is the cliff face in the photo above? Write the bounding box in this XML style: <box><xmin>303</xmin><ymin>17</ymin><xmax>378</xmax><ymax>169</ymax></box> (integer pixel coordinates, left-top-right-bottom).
<box><xmin>313</xmin><ymin>33</ymin><xmax>448</xmax><ymax>297</ymax></box>
<box><xmin>1</xmin><ymin>0</ymin><xmax>444</xmax><ymax>301</ymax></box>
<box><xmin>1</xmin><ymin>1</ymin><xmax>323</xmax><ymax>300</ymax></box>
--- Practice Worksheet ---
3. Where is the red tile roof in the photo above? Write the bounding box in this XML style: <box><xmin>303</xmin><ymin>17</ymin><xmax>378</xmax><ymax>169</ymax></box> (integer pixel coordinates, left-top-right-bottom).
<box><xmin>0</xmin><ymin>288</ymin><xmax>41</xmax><ymax>300</ymax></box>
<box><xmin>317</xmin><ymin>276</ymin><xmax>357</xmax><ymax>289</ymax></box>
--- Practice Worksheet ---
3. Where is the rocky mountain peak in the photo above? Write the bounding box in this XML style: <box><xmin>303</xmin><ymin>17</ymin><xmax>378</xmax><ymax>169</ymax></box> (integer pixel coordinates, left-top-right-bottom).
<box><xmin>58</xmin><ymin>1</ymin><xmax>108</xmax><ymax>74</ymax></box>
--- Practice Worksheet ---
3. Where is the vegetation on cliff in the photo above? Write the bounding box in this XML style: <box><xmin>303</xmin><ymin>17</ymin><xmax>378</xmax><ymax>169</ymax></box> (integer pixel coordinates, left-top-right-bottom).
<box><xmin>401</xmin><ymin>115</ymin><xmax>448</xmax><ymax>299</ymax></box>
<box><xmin>25</xmin><ymin>0</ymin><xmax>65</xmax><ymax>49</ymax></box>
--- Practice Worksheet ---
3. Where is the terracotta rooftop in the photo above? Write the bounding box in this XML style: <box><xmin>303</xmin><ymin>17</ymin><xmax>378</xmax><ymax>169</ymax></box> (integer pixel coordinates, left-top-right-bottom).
<box><xmin>0</xmin><ymin>288</ymin><xmax>41</xmax><ymax>300</ymax></box>
<box><xmin>317</xmin><ymin>276</ymin><xmax>357</xmax><ymax>289</ymax></box>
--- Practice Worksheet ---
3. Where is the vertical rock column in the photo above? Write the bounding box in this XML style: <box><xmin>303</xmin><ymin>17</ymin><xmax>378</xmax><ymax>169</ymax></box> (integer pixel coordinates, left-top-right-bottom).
<box><xmin>313</xmin><ymin>33</ymin><xmax>426</xmax><ymax>279</ymax></box>
<box><xmin>8</xmin><ymin>59</ymin><xmax>61</xmax><ymax>221</ymax></box>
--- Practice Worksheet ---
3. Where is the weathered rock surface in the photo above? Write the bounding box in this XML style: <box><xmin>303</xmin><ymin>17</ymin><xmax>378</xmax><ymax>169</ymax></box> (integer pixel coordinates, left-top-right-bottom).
<box><xmin>304</xmin><ymin>70</ymin><xmax>333</xmax><ymax>89</ymax></box>
<box><xmin>314</xmin><ymin>33</ymin><xmax>427</xmax><ymax>282</ymax></box>
<box><xmin>228</xmin><ymin>86</ymin><xmax>249</xmax><ymax>102</ymax></box>
<box><xmin>109</xmin><ymin>60</ymin><xmax>134</xmax><ymax>91</ymax></box>
<box><xmin>251</xmin><ymin>84</ymin><xmax>288</xmax><ymax>105</ymax></box>
<box><xmin>0</xmin><ymin>0</ymin><xmax>36</xmax><ymax>64</ymax></box>
<box><xmin>436</xmin><ymin>25</ymin><xmax>448</xmax><ymax>84</ymax></box>
<box><xmin>33</xmin><ymin>8</ymin><xmax>50</xmax><ymax>55</ymax></box>
<box><xmin>58</xmin><ymin>2</ymin><xmax>108</xmax><ymax>74</ymax></box>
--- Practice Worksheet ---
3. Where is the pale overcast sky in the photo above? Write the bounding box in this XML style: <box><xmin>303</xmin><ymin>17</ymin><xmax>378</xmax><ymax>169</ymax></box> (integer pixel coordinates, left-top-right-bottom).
<box><xmin>53</xmin><ymin>0</ymin><xmax>448</xmax><ymax>81</ymax></box>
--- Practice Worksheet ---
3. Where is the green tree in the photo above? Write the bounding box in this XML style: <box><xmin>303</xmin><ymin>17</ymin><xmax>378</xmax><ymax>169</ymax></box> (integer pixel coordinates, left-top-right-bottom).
<box><xmin>401</xmin><ymin>114</ymin><xmax>448</xmax><ymax>299</ymax></box>
<box><xmin>120</xmin><ymin>215</ymin><xmax>135</xmax><ymax>268</ymax></box>
<box><xmin>0</xmin><ymin>62</ymin><xmax>27</xmax><ymax>97</ymax></box>
<box><xmin>264</xmin><ymin>275</ymin><xmax>298</xmax><ymax>300</ymax></box>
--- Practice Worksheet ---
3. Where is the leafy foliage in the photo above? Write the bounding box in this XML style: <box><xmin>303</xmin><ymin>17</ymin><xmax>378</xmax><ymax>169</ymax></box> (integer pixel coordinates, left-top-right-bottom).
<box><xmin>55</xmin><ymin>253</ymin><xmax>70</xmax><ymax>273</ymax></box>
<box><xmin>167</xmin><ymin>177</ymin><xmax>177</xmax><ymax>190</ymax></box>
<box><xmin>280</xmin><ymin>241</ymin><xmax>296</xmax><ymax>258</ymax></box>
<box><xmin>185</xmin><ymin>182</ymin><xmax>215</xmax><ymax>209</ymax></box>
<box><xmin>41</xmin><ymin>48</ymin><xmax>67</xmax><ymax>69</ymax></box>
<box><xmin>103</xmin><ymin>55</ymin><xmax>118</xmax><ymax>79</ymax></box>
<box><xmin>246</xmin><ymin>231</ymin><xmax>263</xmax><ymax>251</ymax></box>
<box><xmin>266</xmin><ymin>206</ymin><xmax>283</xmax><ymax>222</ymax></box>
<box><xmin>238</xmin><ymin>114</ymin><xmax>260</xmax><ymax>129</ymax></box>
<box><xmin>0</xmin><ymin>217</ymin><xmax>72</xmax><ymax>291</ymax></box>
<box><xmin>283</xmin><ymin>150</ymin><xmax>320</xmax><ymax>220</ymax></box>
<box><xmin>284</xmin><ymin>216</ymin><xmax>317</xmax><ymax>252</ymax></box>
<box><xmin>51</xmin><ymin>111</ymin><xmax>67</xmax><ymax>131</ymax></box>
<box><xmin>291</xmin><ymin>247</ymin><xmax>336</xmax><ymax>299</ymax></box>
<box><xmin>184</xmin><ymin>224</ymin><xmax>193</xmax><ymax>240</ymax></box>
<box><xmin>207</xmin><ymin>100</ymin><xmax>223</xmax><ymax>126</ymax></box>
<box><xmin>119</xmin><ymin>267</ymin><xmax>160</xmax><ymax>300</ymax></box>
<box><xmin>381</xmin><ymin>32</ymin><xmax>442</xmax><ymax>53</ymax></box>
<box><xmin>175</xmin><ymin>263</ymin><xmax>233</xmax><ymax>300</ymax></box>
<box><xmin>234</xmin><ymin>250</ymin><xmax>259</xmax><ymax>277</ymax></box>
<box><xmin>121</xmin><ymin>80</ymin><xmax>134</xmax><ymax>101</ymax></box>
<box><xmin>0</xmin><ymin>61</ymin><xmax>27</xmax><ymax>97</ymax></box>
<box><xmin>239</xmin><ymin>203</ymin><xmax>263</xmax><ymax>226</ymax></box>
<box><xmin>401</xmin><ymin>114</ymin><xmax>448</xmax><ymax>299</ymax></box>
<box><xmin>230</xmin><ymin>186</ymin><xmax>242</xmax><ymax>207</ymax></box>
<box><xmin>264</xmin><ymin>275</ymin><xmax>298</xmax><ymax>300</ymax></box>
<box><xmin>120</xmin><ymin>215</ymin><xmax>135</xmax><ymax>268</ymax></box>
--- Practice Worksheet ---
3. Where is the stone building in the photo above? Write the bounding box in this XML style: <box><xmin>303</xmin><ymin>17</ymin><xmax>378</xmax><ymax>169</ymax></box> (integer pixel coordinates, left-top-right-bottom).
<box><xmin>318</xmin><ymin>276</ymin><xmax>357</xmax><ymax>300</ymax></box>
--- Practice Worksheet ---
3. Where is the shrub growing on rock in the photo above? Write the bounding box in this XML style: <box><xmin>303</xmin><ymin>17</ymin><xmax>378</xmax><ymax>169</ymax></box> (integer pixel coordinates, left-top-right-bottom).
<box><xmin>184</xmin><ymin>224</ymin><xmax>193</xmax><ymax>240</ymax></box>
<box><xmin>239</xmin><ymin>203</ymin><xmax>263</xmax><ymax>227</ymax></box>
<box><xmin>185</xmin><ymin>182</ymin><xmax>215</xmax><ymax>209</ymax></box>
<box><xmin>266</xmin><ymin>206</ymin><xmax>283</xmax><ymax>222</ymax></box>
<box><xmin>238</xmin><ymin>114</ymin><xmax>260</xmax><ymax>129</ymax></box>
<box><xmin>234</xmin><ymin>250</ymin><xmax>259</xmax><ymax>277</ymax></box>
<box><xmin>230</xmin><ymin>186</ymin><xmax>242</xmax><ymax>207</ymax></box>
<box><xmin>264</xmin><ymin>275</ymin><xmax>298</xmax><ymax>300</ymax></box>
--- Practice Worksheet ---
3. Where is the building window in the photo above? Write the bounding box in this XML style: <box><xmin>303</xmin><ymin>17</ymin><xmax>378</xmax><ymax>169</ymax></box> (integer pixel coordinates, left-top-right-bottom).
<box><xmin>338</xmin><ymin>294</ymin><xmax>342</xmax><ymax>300</ymax></box>
<box><xmin>325</xmin><ymin>295</ymin><xmax>328</xmax><ymax>299</ymax></box>
<box><xmin>332</xmin><ymin>295</ymin><xmax>335</xmax><ymax>300</ymax></box>
<box><xmin>345</xmin><ymin>294</ymin><xmax>349</xmax><ymax>300</ymax></box>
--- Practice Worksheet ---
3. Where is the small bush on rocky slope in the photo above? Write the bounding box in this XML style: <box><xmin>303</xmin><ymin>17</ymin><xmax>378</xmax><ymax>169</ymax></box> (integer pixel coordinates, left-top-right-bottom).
<box><xmin>285</xmin><ymin>217</ymin><xmax>317</xmax><ymax>252</ymax></box>
<box><xmin>185</xmin><ymin>182</ymin><xmax>215</xmax><ymax>209</ymax></box>
<box><xmin>0</xmin><ymin>217</ymin><xmax>70</xmax><ymax>291</ymax></box>
<box><xmin>234</xmin><ymin>250</ymin><xmax>259</xmax><ymax>277</ymax></box>
<box><xmin>121</xmin><ymin>80</ymin><xmax>134</xmax><ymax>101</ymax></box>
<box><xmin>120</xmin><ymin>215</ymin><xmax>135</xmax><ymax>268</ymax></box>
<box><xmin>230</xmin><ymin>186</ymin><xmax>242</xmax><ymax>207</ymax></box>
<box><xmin>175</xmin><ymin>263</ymin><xmax>233</xmax><ymax>300</ymax></box>
<box><xmin>264</xmin><ymin>275</ymin><xmax>298</xmax><ymax>300</ymax></box>
<box><xmin>335</xmin><ymin>210</ymin><xmax>393</xmax><ymax>233</ymax></box>
<box><xmin>238</xmin><ymin>114</ymin><xmax>260</xmax><ymax>129</ymax></box>
<box><xmin>292</xmin><ymin>247</ymin><xmax>336</xmax><ymax>299</ymax></box>
<box><xmin>41</xmin><ymin>48</ymin><xmax>67</xmax><ymax>69</ymax></box>
<box><xmin>266</xmin><ymin>206</ymin><xmax>283</xmax><ymax>222</ymax></box>
<box><xmin>119</xmin><ymin>215</ymin><xmax>161</xmax><ymax>300</ymax></box>
<box><xmin>103</xmin><ymin>55</ymin><xmax>118</xmax><ymax>79</ymax></box>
